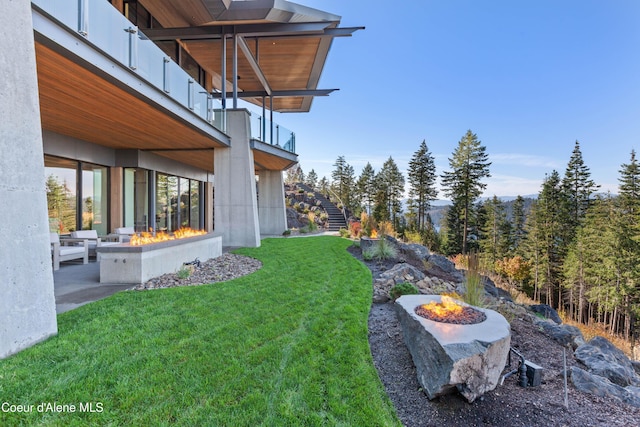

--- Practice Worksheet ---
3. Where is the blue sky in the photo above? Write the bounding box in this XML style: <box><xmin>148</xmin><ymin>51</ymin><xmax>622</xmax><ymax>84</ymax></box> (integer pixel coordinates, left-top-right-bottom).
<box><xmin>266</xmin><ymin>0</ymin><xmax>640</xmax><ymax>198</ymax></box>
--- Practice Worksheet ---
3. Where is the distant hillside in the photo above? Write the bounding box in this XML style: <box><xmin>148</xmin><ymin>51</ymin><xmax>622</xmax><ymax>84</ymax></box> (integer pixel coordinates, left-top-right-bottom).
<box><xmin>418</xmin><ymin>196</ymin><xmax>537</xmax><ymax>230</ymax></box>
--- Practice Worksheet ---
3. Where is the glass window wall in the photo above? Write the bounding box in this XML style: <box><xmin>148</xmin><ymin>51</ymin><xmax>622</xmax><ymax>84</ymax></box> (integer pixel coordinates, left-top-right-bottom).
<box><xmin>45</xmin><ymin>155</ymin><xmax>108</xmax><ymax>234</ymax></box>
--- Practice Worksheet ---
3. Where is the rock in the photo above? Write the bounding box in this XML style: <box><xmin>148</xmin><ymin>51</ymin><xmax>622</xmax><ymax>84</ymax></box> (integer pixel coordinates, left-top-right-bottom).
<box><xmin>529</xmin><ymin>304</ymin><xmax>562</xmax><ymax>324</ymax></box>
<box><xmin>378</xmin><ymin>263</ymin><xmax>426</xmax><ymax>284</ymax></box>
<box><xmin>395</xmin><ymin>295</ymin><xmax>511</xmax><ymax>403</ymax></box>
<box><xmin>399</xmin><ymin>243</ymin><xmax>431</xmax><ymax>265</ymax></box>
<box><xmin>425</xmin><ymin>254</ymin><xmax>465</xmax><ymax>283</ymax></box>
<box><xmin>571</xmin><ymin>367</ymin><xmax>640</xmax><ymax>408</ymax></box>
<box><xmin>532</xmin><ymin>317</ymin><xmax>585</xmax><ymax>349</ymax></box>
<box><xmin>575</xmin><ymin>336</ymin><xmax>640</xmax><ymax>387</ymax></box>
<box><xmin>482</xmin><ymin>276</ymin><xmax>513</xmax><ymax>302</ymax></box>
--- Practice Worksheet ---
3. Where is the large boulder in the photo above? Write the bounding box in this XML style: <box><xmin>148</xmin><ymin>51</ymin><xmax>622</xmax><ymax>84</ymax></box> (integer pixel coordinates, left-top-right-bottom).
<box><xmin>571</xmin><ymin>367</ymin><xmax>640</xmax><ymax>407</ymax></box>
<box><xmin>529</xmin><ymin>304</ymin><xmax>562</xmax><ymax>324</ymax></box>
<box><xmin>395</xmin><ymin>295</ymin><xmax>511</xmax><ymax>403</ymax></box>
<box><xmin>532</xmin><ymin>316</ymin><xmax>585</xmax><ymax>350</ymax></box>
<box><xmin>378</xmin><ymin>263</ymin><xmax>426</xmax><ymax>284</ymax></box>
<box><xmin>482</xmin><ymin>276</ymin><xmax>513</xmax><ymax>302</ymax></box>
<box><xmin>575</xmin><ymin>336</ymin><xmax>640</xmax><ymax>387</ymax></box>
<box><xmin>425</xmin><ymin>254</ymin><xmax>465</xmax><ymax>283</ymax></box>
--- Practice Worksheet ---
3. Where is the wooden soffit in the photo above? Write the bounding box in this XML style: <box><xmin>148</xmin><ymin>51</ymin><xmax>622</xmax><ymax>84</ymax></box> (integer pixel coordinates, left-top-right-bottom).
<box><xmin>35</xmin><ymin>43</ymin><xmax>227</xmax><ymax>171</ymax></box>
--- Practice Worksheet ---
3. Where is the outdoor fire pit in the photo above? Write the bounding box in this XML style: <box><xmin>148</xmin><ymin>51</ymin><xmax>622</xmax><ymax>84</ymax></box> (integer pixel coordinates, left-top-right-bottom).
<box><xmin>96</xmin><ymin>230</ymin><xmax>222</xmax><ymax>284</ymax></box>
<box><xmin>395</xmin><ymin>294</ymin><xmax>511</xmax><ymax>402</ymax></box>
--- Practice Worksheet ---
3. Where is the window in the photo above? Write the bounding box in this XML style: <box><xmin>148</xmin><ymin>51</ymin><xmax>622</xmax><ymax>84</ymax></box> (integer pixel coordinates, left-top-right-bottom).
<box><xmin>45</xmin><ymin>155</ymin><xmax>108</xmax><ymax>234</ymax></box>
<box><xmin>154</xmin><ymin>173</ymin><xmax>202</xmax><ymax>232</ymax></box>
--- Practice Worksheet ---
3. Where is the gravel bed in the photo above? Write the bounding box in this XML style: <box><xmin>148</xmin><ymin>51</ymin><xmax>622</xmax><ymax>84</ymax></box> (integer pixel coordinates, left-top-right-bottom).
<box><xmin>133</xmin><ymin>253</ymin><xmax>262</xmax><ymax>290</ymax></box>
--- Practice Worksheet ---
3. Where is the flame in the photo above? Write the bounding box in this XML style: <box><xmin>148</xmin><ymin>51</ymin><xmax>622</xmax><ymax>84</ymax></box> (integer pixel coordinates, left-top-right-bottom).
<box><xmin>370</xmin><ymin>229</ymin><xmax>378</xmax><ymax>239</ymax></box>
<box><xmin>129</xmin><ymin>227</ymin><xmax>206</xmax><ymax>246</ymax></box>
<box><xmin>420</xmin><ymin>296</ymin><xmax>464</xmax><ymax>317</ymax></box>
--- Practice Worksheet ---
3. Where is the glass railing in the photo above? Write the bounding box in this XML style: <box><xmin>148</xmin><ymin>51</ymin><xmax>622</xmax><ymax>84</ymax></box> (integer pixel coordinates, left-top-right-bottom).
<box><xmin>249</xmin><ymin>113</ymin><xmax>296</xmax><ymax>154</ymax></box>
<box><xmin>32</xmin><ymin>0</ymin><xmax>225</xmax><ymax>132</ymax></box>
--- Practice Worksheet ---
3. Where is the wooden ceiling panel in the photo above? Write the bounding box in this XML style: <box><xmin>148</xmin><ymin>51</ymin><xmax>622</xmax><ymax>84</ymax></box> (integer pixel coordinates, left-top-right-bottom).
<box><xmin>36</xmin><ymin>43</ymin><xmax>226</xmax><ymax>156</ymax></box>
<box><xmin>139</xmin><ymin>0</ymin><xmax>214</xmax><ymax>27</ymax></box>
<box><xmin>253</xmin><ymin>150</ymin><xmax>296</xmax><ymax>171</ymax></box>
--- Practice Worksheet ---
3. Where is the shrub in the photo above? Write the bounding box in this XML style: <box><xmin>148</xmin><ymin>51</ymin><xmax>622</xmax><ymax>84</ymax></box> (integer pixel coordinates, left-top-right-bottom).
<box><xmin>177</xmin><ymin>265</ymin><xmax>192</xmax><ymax>279</ymax></box>
<box><xmin>389</xmin><ymin>282</ymin><xmax>419</xmax><ymax>300</ymax></box>
<box><xmin>282</xmin><ymin>229</ymin><xmax>291</xmax><ymax>236</ymax></box>
<box><xmin>338</xmin><ymin>228</ymin><xmax>350</xmax><ymax>238</ymax></box>
<box><xmin>375</xmin><ymin>237</ymin><xmax>397</xmax><ymax>260</ymax></box>
<box><xmin>362</xmin><ymin>248</ymin><xmax>374</xmax><ymax>261</ymax></box>
<box><xmin>463</xmin><ymin>253</ymin><xmax>485</xmax><ymax>307</ymax></box>
<box><xmin>349</xmin><ymin>221</ymin><xmax>362</xmax><ymax>238</ymax></box>
<box><xmin>404</xmin><ymin>230</ymin><xmax>422</xmax><ymax>244</ymax></box>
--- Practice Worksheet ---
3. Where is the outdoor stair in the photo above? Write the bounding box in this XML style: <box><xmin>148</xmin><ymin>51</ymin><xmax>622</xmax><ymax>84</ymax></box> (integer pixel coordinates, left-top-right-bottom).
<box><xmin>296</xmin><ymin>183</ymin><xmax>348</xmax><ymax>232</ymax></box>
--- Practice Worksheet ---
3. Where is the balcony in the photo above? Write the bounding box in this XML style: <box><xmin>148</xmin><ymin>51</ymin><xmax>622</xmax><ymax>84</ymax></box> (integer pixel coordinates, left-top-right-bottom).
<box><xmin>249</xmin><ymin>113</ymin><xmax>296</xmax><ymax>154</ymax></box>
<box><xmin>32</xmin><ymin>0</ymin><xmax>225</xmax><ymax>132</ymax></box>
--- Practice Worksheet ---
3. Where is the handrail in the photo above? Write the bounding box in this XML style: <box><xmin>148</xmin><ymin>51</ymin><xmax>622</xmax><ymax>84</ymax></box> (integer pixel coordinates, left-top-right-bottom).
<box><xmin>325</xmin><ymin>186</ymin><xmax>348</xmax><ymax>225</ymax></box>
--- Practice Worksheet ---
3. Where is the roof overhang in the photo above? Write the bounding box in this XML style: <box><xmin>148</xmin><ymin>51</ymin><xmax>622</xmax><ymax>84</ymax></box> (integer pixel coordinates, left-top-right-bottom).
<box><xmin>139</xmin><ymin>0</ymin><xmax>363</xmax><ymax>112</ymax></box>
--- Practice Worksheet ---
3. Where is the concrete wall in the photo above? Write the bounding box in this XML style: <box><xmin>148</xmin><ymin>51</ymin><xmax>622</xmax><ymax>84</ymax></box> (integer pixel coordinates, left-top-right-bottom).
<box><xmin>214</xmin><ymin>109</ymin><xmax>260</xmax><ymax>247</ymax></box>
<box><xmin>258</xmin><ymin>170</ymin><xmax>287</xmax><ymax>235</ymax></box>
<box><xmin>0</xmin><ymin>1</ymin><xmax>58</xmax><ymax>358</ymax></box>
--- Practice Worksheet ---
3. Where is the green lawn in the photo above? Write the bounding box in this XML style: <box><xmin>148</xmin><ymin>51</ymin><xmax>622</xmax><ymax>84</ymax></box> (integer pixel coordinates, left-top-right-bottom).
<box><xmin>0</xmin><ymin>236</ymin><xmax>400</xmax><ymax>426</ymax></box>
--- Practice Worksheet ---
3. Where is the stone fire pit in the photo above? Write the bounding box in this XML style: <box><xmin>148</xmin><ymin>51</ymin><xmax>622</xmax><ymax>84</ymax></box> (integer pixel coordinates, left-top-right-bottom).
<box><xmin>395</xmin><ymin>294</ymin><xmax>511</xmax><ymax>402</ymax></box>
<box><xmin>96</xmin><ymin>232</ymin><xmax>222</xmax><ymax>284</ymax></box>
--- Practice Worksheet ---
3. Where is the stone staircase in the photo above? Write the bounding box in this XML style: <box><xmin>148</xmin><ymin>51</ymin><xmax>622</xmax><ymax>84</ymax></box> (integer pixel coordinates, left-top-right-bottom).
<box><xmin>296</xmin><ymin>183</ymin><xmax>347</xmax><ymax>232</ymax></box>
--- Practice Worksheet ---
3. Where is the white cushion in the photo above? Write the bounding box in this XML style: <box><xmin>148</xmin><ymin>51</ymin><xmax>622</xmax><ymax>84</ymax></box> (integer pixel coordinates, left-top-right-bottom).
<box><xmin>115</xmin><ymin>227</ymin><xmax>135</xmax><ymax>235</ymax></box>
<box><xmin>71</xmin><ymin>230</ymin><xmax>98</xmax><ymax>239</ymax></box>
<box><xmin>59</xmin><ymin>246</ymin><xmax>86</xmax><ymax>256</ymax></box>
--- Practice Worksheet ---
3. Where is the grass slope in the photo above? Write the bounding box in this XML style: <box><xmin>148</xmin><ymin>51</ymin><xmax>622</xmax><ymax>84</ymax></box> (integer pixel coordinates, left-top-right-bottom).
<box><xmin>0</xmin><ymin>236</ymin><xmax>400</xmax><ymax>426</ymax></box>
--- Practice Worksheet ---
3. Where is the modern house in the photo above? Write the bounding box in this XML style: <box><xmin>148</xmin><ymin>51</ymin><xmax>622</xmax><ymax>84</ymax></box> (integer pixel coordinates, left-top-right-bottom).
<box><xmin>0</xmin><ymin>1</ymin><xmax>359</xmax><ymax>358</ymax></box>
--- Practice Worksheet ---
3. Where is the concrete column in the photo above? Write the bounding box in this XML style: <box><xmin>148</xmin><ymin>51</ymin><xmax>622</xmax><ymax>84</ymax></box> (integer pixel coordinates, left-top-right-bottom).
<box><xmin>0</xmin><ymin>1</ymin><xmax>58</xmax><ymax>358</ymax></box>
<box><xmin>258</xmin><ymin>170</ymin><xmax>287</xmax><ymax>236</ymax></box>
<box><xmin>110</xmin><ymin>167</ymin><xmax>123</xmax><ymax>231</ymax></box>
<box><xmin>205</xmin><ymin>181</ymin><xmax>214</xmax><ymax>232</ymax></box>
<box><xmin>214</xmin><ymin>109</ymin><xmax>260</xmax><ymax>247</ymax></box>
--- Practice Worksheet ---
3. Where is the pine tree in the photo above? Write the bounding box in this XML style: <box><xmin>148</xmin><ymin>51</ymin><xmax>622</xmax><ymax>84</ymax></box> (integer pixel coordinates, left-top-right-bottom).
<box><xmin>617</xmin><ymin>150</ymin><xmax>640</xmax><ymax>347</ymax></box>
<box><xmin>441</xmin><ymin>130</ymin><xmax>491</xmax><ymax>254</ymax></box>
<box><xmin>407</xmin><ymin>140</ymin><xmax>438</xmax><ymax>232</ymax></box>
<box><xmin>512</xmin><ymin>195</ymin><xmax>527</xmax><ymax>255</ymax></box>
<box><xmin>479</xmin><ymin>196</ymin><xmax>511</xmax><ymax>265</ymax></box>
<box><xmin>537</xmin><ymin>171</ymin><xmax>568</xmax><ymax>306</ymax></box>
<box><xmin>306</xmin><ymin>169</ymin><xmax>318</xmax><ymax>190</ymax></box>
<box><xmin>356</xmin><ymin>162</ymin><xmax>376</xmax><ymax>215</ymax></box>
<box><xmin>374</xmin><ymin>157</ymin><xmax>405</xmax><ymax>229</ymax></box>
<box><xmin>331</xmin><ymin>156</ymin><xmax>355</xmax><ymax>212</ymax></box>
<box><xmin>561</xmin><ymin>140</ymin><xmax>600</xmax><ymax>241</ymax></box>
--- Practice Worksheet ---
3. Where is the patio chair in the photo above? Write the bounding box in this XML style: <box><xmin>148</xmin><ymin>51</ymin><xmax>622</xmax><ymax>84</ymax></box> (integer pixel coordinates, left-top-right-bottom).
<box><xmin>50</xmin><ymin>232</ymin><xmax>88</xmax><ymax>270</ymax></box>
<box><xmin>66</xmin><ymin>230</ymin><xmax>120</xmax><ymax>258</ymax></box>
<box><xmin>111</xmin><ymin>226</ymin><xmax>135</xmax><ymax>243</ymax></box>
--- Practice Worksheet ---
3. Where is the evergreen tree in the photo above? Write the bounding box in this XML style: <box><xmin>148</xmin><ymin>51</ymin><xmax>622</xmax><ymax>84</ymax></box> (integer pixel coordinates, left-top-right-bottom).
<box><xmin>512</xmin><ymin>195</ymin><xmax>527</xmax><ymax>255</ymax></box>
<box><xmin>561</xmin><ymin>140</ymin><xmax>600</xmax><ymax>241</ymax></box>
<box><xmin>407</xmin><ymin>140</ymin><xmax>438</xmax><ymax>231</ymax></box>
<box><xmin>306</xmin><ymin>169</ymin><xmax>318</xmax><ymax>190</ymax></box>
<box><xmin>441</xmin><ymin>130</ymin><xmax>491</xmax><ymax>254</ymax></box>
<box><xmin>318</xmin><ymin>176</ymin><xmax>329</xmax><ymax>196</ymax></box>
<box><xmin>617</xmin><ymin>150</ymin><xmax>640</xmax><ymax>346</ymax></box>
<box><xmin>374</xmin><ymin>157</ymin><xmax>405</xmax><ymax>229</ymax></box>
<box><xmin>331</xmin><ymin>156</ymin><xmax>355</xmax><ymax>212</ymax></box>
<box><xmin>356</xmin><ymin>162</ymin><xmax>376</xmax><ymax>215</ymax></box>
<box><xmin>533</xmin><ymin>171</ymin><xmax>565</xmax><ymax>306</ymax></box>
<box><xmin>479</xmin><ymin>196</ymin><xmax>511</xmax><ymax>265</ymax></box>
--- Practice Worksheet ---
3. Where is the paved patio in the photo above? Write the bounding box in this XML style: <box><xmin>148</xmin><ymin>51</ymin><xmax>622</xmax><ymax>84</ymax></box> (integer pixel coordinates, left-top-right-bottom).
<box><xmin>53</xmin><ymin>261</ymin><xmax>133</xmax><ymax>314</ymax></box>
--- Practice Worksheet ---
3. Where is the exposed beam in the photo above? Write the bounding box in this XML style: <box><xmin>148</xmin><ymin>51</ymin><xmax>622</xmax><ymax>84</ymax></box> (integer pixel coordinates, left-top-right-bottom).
<box><xmin>143</xmin><ymin>22</ymin><xmax>331</xmax><ymax>41</ymax></box>
<box><xmin>237</xmin><ymin>35</ymin><xmax>271</xmax><ymax>96</ymax></box>
<box><xmin>210</xmin><ymin>89</ymin><xmax>337</xmax><ymax>98</ymax></box>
